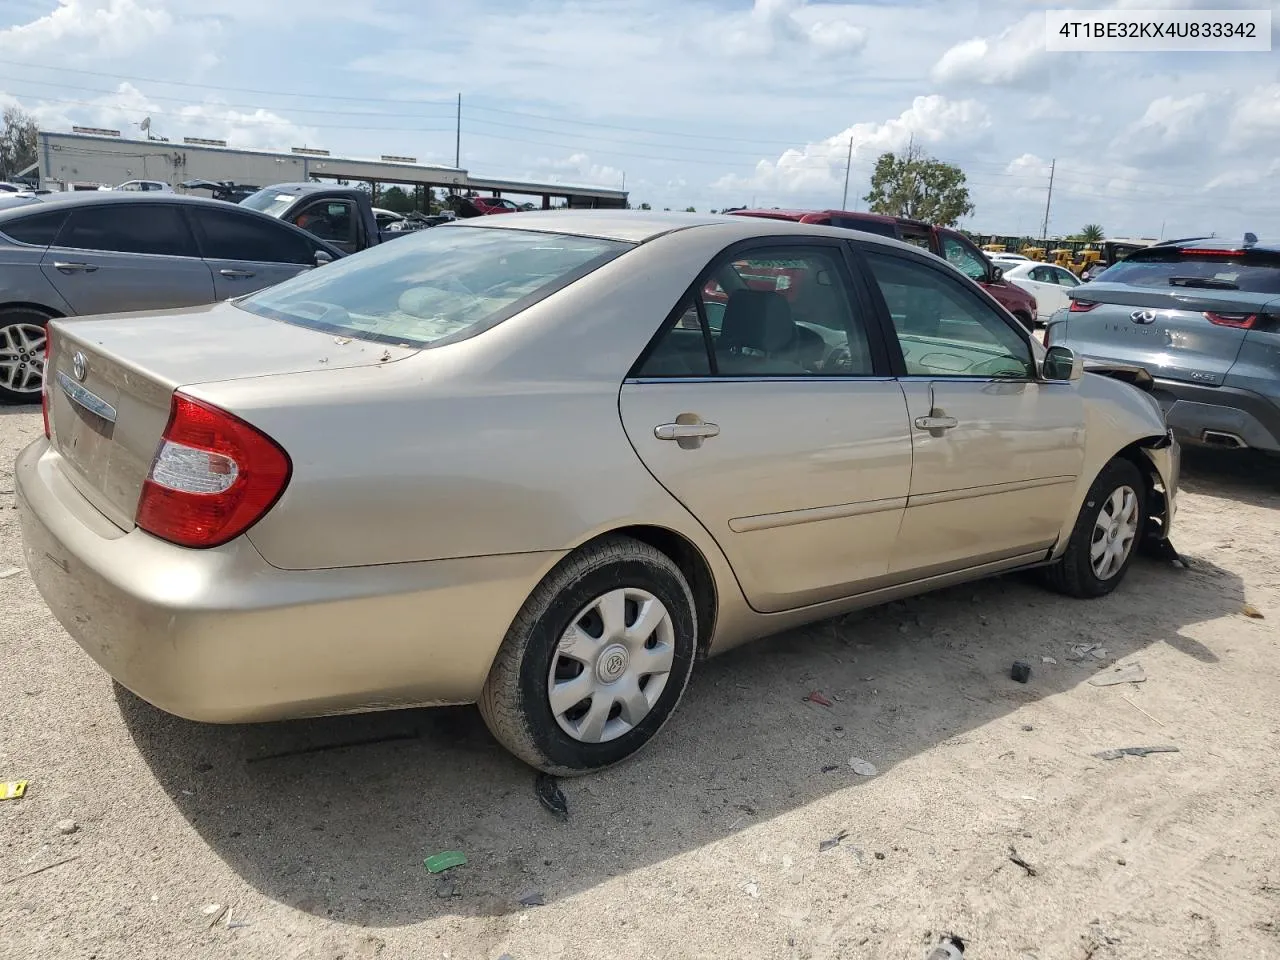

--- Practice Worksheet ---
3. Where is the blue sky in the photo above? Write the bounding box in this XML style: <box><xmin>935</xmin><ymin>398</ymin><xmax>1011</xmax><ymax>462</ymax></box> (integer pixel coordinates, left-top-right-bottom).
<box><xmin>1</xmin><ymin>0</ymin><xmax>1278</xmax><ymax>238</ymax></box>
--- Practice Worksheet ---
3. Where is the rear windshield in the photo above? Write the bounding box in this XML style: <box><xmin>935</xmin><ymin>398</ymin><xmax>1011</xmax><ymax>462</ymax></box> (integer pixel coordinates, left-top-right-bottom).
<box><xmin>1102</xmin><ymin>249</ymin><xmax>1280</xmax><ymax>294</ymax></box>
<box><xmin>236</xmin><ymin>225</ymin><xmax>631</xmax><ymax>347</ymax></box>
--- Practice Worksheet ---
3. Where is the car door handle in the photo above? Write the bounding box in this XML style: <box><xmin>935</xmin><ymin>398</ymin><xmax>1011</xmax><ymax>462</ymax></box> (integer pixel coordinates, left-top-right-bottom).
<box><xmin>914</xmin><ymin>415</ymin><xmax>958</xmax><ymax>431</ymax></box>
<box><xmin>655</xmin><ymin>421</ymin><xmax>720</xmax><ymax>441</ymax></box>
<box><xmin>52</xmin><ymin>261</ymin><xmax>98</xmax><ymax>274</ymax></box>
<box><xmin>219</xmin><ymin>268</ymin><xmax>256</xmax><ymax>279</ymax></box>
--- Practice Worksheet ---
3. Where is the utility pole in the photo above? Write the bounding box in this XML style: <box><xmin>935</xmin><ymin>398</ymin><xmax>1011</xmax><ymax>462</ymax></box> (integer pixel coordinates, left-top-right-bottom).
<box><xmin>1040</xmin><ymin>158</ymin><xmax>1056</xmax><ymax>241</ymax></box>
<box><xmin>840</xmin><ymin>137</ymin><xmax>853</xmax><ymax>210</ymax></box>
<box><xmin>455</xmin><ymin>93</ymin><xmax>461</xmax><ymax>168</ymax></box>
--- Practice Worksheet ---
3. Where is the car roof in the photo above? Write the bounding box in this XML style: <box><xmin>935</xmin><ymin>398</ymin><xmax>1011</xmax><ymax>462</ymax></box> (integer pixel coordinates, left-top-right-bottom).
<box><xmin>0</xmin><ymin>191</ymin><xmax>275</xmax><ymax>220</ymax></box>
<box><xmin>1160</xmin><ymin>236</ymin><xmax>1280</xmax><ymax>255</ymax></box>
<box><xmin>442</xmin><ymin>209</ymin><xmax>951</xmax><ymax>254</ymax></box>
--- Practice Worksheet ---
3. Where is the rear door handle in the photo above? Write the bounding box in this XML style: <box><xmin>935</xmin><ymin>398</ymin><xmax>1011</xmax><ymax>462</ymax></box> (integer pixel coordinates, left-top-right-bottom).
<box><xmin>655</xmin><ymin>422</ymin><xmax>720</xmax><ymax>440</ymax></box>
<box><xmin>219</xmin><ymin>268</ymin><xmax>256</xmax><ymax>279</ymax></box>
<box><xmin>914</xmin><ymin>415</ymin><xmax>958</xmax><ymax>432</ymax></box>
<box><xmin>52</xmin><ymin>262</ymin><xmax>98</xmax><ymax>274</ymax></box>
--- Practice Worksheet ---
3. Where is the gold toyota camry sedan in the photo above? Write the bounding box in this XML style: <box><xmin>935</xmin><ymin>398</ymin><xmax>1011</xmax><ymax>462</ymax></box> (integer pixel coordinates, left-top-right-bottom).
<box><xmin>16</xmin><ymin>212</ymin><xmax>1178</xmax><ymax>774</ymax></box>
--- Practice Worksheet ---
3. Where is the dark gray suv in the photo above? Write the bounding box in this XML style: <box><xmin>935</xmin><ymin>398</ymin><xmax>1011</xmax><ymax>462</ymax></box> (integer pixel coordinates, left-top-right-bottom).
<box><xmin>0</xmin><ymin>193</ymin><xmax>342</xmax><ymax>404</ymax></box>
<box><xmin>1046</xmin><ymin>235</ymin><xmax>1280</xmax><ymax>455</ymax></box>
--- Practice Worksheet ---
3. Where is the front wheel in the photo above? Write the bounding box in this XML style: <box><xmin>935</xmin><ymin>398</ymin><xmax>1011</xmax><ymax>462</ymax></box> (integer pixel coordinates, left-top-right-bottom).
<box><xmin>1041</xmin><ymin>458</ymin><xmax>1146</xmax><ymax>598</ymax></box>
<box><xmin>479</xmin><ymin>536</ymin><xmax>697</xmax><ymax>775</ymax></box>
<box><xmin>0</xmin><ymin>309</ymin><xmax>51</xmax><ymax>405</ymax></box>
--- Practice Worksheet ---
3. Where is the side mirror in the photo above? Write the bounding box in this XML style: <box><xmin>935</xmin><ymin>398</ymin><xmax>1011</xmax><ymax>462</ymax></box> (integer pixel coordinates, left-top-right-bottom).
<box><xmin>314</xmin><ymin>249</ymin><xmax>334</xmax><ymax>267</ymax></box>
<box><xmin>989</xmin><ymin>265</ymin><xmax>1004</xmax><ymax>282</ymax></box>
<box><xmin>1042</xmin><ymin>344</ymin><xmax>1083</xmax><ymax>382</ymax></box>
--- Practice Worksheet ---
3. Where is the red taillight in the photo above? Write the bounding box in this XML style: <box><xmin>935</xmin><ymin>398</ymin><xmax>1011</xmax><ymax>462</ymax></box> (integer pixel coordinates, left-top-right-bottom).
<box><xmin>1204</xmin><ymin>311</ymin><xmax>1257</xmax><ymax>329</ymax></box>
<box><xmin>1070</xmin><ymin>299</ymin><xmax>1100</xmax><ymax>312</ymax></box>
<box><xmin>1180</xmin><ymin>248</ymin><xmax>1244</xmax><ymax>257</ymax></box>
<box><xmin>41</xmin><ymin>327</ymin><xmax>53</xmax><ymax>439</ymax></box>
<box><xmin>135</xmin><ymin>392</ymin><xmax>291</xmax><ymax>548</ymax></box>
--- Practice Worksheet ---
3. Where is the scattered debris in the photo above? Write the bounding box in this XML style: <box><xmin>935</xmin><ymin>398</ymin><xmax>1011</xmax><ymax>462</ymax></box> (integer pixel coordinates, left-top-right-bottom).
<box><xmin>819</xmin><ymin>830</ymin><xmax>850</xmax><ymax>852</ymax></box>
<box><xmin>0</xmin><ymin>566</ymin><xmax>21</xmax><ymax>579</ymax></box>
<box><xmin>1089</xmin><ymin>663</ymin><xmax>1146</xmax><ymax>686</ymax></box>
<box><xmin>435</xmin><ymin>877</ymin><xmax>457</xmax><ymax>899</ymax></box>
<box><xmin>1</xmin><ymin>781</ymin><xmax>28</xmax><ymax>800</ymax></box>
<box><xmin>1121</xmin><ymin>694</ymin><xmax>1165</xmax><ymax>727</ymax></box>
<box><xmin>202</xmin><ymin>904</ymin><xmax>228</xmax><ymax>928</ymax></box>
<box><xmin>1117</xmin><ymin>858</ymin><xmax>1127</xmax><ymax>866</ymax></box>
<box><xmin>1041</xmin><ymin>656</ymin><xmax>1058</xmax><ymax>665</ymax></box>
<box><xmin>1008</xmin><ymin>846</ymin><xmax>1037</xmax><ymax>877</ymax></box>
<box><xmin>1010</xmin><ymin>660</ymin><xmax>1032</xmax><ymax>683</ymax></box>
<box><xmin>424</xmin><ymin>851</ymin><xmax>468</xmax><ymax>874</ymax></box>
<box><xmin>874</xmin><ymin>851</ymin><xmax>886</xmax><ymax>861</ymax></box>
<box><xmin>535</xmin><ymin>773</ymin><xmax>569</xmax><ymax>821</ymax></box>
<box><xmin>518</xmin><ymin>891</ymin><xmax>546</xmax><ymax>907</ymax></box>
<box><xmin>821</xmin><ymin>764</ymin><xmax>840</xmax><ymax>773</ymax></box>
<box><xmin>925</xmin><ymin>934</ymin><xmax>966</xmax><ymax>959</ymax></box>
<box><xmin>742</xmin><ymin>881</ymin><xmax>759</xmax><ymax>898</ymax></box>
<box><xmin>3</xmin><ymin>855</ymin><xmax>79</xmax><ymax>885</ymax></box>
<box><xmin>1243</xmin><ymin>603</ymin><xmax>1265</xmax><ymax>619</ymax></box>
<box><xmin>225</xmin><ymin>907</ymin><xmax>251</xmax><ymax>929</ymax></box>
<box><xmin>379</xmin><ymin>349</ymin><xmax>393</xmax><ymax>362</ymax></box>
<box><xmin>333</xmin><ymin>336</ymin><xmax>352</xmax><ymax>345</ymax></box>
<box><xmin>804</xmin><ymin>691</ymin><xmax>833</xmax><ymax>707</ymax></box>
<box><xmin>55</xmin><ymin>819</ymin><xmax>77</xmax><ymax>835</ymax></box>
<box><xmin>1093</xmin><ymin>745</ymin><xmax>1179</xmax><ymax>761</ymax></box>
<box><xmin>1020</xmin><ymin>724</ymin><xmax>1034</xmax><ymax>732</ymax></box>
<box><xmin>848</xmin><ymin>757</ymin><xmax>878</xmax><ymax>777</ymax></box>
<box><xmin>1068</xmin><ymin>643</ymin><xmax>1108</xmax><ymax>662</ymax></box>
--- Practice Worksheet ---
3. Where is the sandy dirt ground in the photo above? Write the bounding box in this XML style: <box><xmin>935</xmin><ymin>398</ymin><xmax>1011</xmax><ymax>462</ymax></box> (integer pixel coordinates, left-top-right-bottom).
<box><xmin>1</xmin><ymin>402</ymin><xmax>1278</xmax><ymax>960</ymax></box>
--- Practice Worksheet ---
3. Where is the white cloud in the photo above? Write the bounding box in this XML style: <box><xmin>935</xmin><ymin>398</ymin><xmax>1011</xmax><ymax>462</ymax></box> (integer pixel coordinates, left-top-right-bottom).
<box><xmin>0</xmin><ymin>0</ymin><xmax>173</xmax><ymax>58</ymax></box>
<box><xmin>713</xmin><ymin>95</ymin><xmax>990</xmax><ymax>197</ymax></box>
<box><xmin>1109</xmin><ymin>92</ymin><xmax>1214</xmax><ymax>159</ymax></box>
<box><xmin>722</xmin><ymin>0</ymin><xmax>867</xmax><ymax>57</ymax></box>
<box><xmin>514</xmin><ymin>152</ymin><xmax>625</xmax><ymax>189</ymax></box>
<box><xmin>931</xmin><ymin>13</ymin><xmax>1047</xmax><ymax>86</ymax></box>
<box><xmin>1231</xmin><ymin>83</ymin><xmax>1280</xmax><ymax>143</ymax></box>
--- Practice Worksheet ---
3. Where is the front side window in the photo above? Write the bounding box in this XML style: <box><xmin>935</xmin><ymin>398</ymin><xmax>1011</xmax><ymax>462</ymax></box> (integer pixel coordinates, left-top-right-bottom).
<box><xmin>190</xmin><ymin>206</ymin><xmax>314</xmax><ymax>264</ymax></box>
<box><xmin>864</xmin><ymin>250</ymin><xmax>1034</xmax><ymax>380</ymax></box>
<box><xmin>237</xmin><ymin>225</ymin><xmax>629</xmax><ymax>348</ymax></box>
<box><xmin>939</xmin><ymin>234</ymin><xmax>989</xmax><ymax>282</ymax></box>
<box><xmin>58</xmin><ymin>204</ymin><xmax>198</xmax><ymax>257</ymax></box>
<box><xmin>639</xmin><ymin>246</ymin><xmax>875</xmax><ymax>377</ymax></box>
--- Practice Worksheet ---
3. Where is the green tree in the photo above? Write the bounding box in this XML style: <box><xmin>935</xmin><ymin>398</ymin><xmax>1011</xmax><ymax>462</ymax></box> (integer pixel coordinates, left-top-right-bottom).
<box><xmin>863</xmin><ymin>145</ymin><xmax>973</xmax><ymax>226</ymax></box>
<box><xmin>0</xmin><ymin>105</ymin><xmax>37</xmax><ymax>182</ymax></box>
<box><xmin>1080</xmin><ymin>223</ymin><xmax>1104</xmax><ymax>242</ymax></box>
<box><xmin>378</xmin><ymin>185</ymin><xmax>415</xmax><ymax>213</ymax></box>
<box><xmin>684</xmin><ymin>206</ymin><xmax>696</xmax><ymax>212</ymax></box>
<box><xmin>639</xmin><ymin>202</ymin><xmax>651</xmax><ymax>210</ymax></box>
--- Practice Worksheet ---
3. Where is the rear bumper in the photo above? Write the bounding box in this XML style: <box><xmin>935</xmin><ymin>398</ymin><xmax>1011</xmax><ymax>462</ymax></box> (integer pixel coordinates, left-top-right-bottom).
<box><xmin>16</xmin><ymin>438</ymin><xmax>560</xmax><ymax>722</ymax></box>
<box><xmin>1151</xmin><ymin>378</ymin><xmax>1280</xmax><ymax>453</ymax></box>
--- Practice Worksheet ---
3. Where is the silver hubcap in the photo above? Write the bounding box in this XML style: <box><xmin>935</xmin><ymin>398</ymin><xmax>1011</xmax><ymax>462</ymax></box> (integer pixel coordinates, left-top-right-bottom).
<box><xmin>1090</xmin><ymin>485</ymin><xmax>1139</xmax><ymax>580</ymax></box>
<box><xmin>548</xmin><ymin>587</ymin><xmax>676</xmax><ymax>744</ymax></box>
<box><xmin>0</xmin><ymin>322</ymin><xmax>47</xmax><ymax>395</ymax></box>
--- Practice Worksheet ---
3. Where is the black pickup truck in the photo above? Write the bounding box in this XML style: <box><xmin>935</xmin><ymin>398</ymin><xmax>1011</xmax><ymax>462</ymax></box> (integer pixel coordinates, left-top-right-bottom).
<box><xmin>239</xmin><ymin>182</ymin><xmax>440</xmax><ymax>254</ymax></box>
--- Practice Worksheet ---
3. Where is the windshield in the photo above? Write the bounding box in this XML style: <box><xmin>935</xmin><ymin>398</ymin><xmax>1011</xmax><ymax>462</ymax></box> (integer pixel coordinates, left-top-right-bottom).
<box><xmin>1102</xmin><ymin>250</ymin><xmax>1280</xmax><ymax>294</ymax></box>
<box><xmin>240</xmin><ymin>188</ymin><xmax>302</xmax><ymax>217</ymax></box>
<box><xmin>236</xmin><ymin>225</ymin><xmax>630</xmax><ymax>347</ymax></box>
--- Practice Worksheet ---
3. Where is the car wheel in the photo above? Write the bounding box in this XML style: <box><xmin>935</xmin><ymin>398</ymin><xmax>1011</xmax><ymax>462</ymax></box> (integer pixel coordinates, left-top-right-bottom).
<box><xmin>1041</xmin><ymin>458</ymin><xmax>1146</xmax><ymax>598</ymax></box>
<box><xmin>479</xmin><ymin>535</ymin><xmax>697</xmax><ymax>775</ymax></box>
<box><xmin>0</xmin><ymin>308</ymin><xmax>51</xmax><ymax>405</ymax></box>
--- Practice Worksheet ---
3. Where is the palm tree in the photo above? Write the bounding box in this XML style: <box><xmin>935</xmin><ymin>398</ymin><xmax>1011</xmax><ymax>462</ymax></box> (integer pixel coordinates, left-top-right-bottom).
<box><xmin>1081</xmin><ymin>224</ymin><xmax>1104</xmax><ymax>242</ymax></box>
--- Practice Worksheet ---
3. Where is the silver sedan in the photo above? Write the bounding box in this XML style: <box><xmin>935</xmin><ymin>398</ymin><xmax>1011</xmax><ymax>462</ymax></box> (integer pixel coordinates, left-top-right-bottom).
<box><xmin>16</xmin><ymin>211</ymin><xmax>1178</xmax><ymax>774</ymax></box>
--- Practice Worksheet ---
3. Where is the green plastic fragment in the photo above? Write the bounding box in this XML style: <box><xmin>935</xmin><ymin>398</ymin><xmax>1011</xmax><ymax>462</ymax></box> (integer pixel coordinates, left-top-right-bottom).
<box><xmin>424</xmin><ymin>851</ymin><xmax>467</xmax><ymax>874</ymax></box>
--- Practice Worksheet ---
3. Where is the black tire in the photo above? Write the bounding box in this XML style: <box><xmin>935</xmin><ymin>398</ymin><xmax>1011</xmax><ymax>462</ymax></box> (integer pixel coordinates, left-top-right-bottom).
<box><xmin>0</xmin><ymin>307</ymin><xmax>53</xmax><ymax>405</ymax></box>
<box><xmin>1041</xmin><ymin>457</ymin><xmax>1147</xmax><ymax>598</ymax></box>
<box><xmin>479</xmin><ymin>535</ymin><xmax>697</xmax><ymax>775</ymax></box>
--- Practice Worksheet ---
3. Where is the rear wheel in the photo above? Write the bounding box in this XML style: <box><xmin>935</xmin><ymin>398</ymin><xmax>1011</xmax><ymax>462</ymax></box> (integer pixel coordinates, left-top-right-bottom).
<box><xmin>0</xmin><ymin>308</ymin><xmax>51</xmax><ymax>405</ymax></box>
<box><xmin>479</xmin><ymin>536</ymin><xmax>697</xmax><ymax>775</ymax></box>
<box><xmin>1041</xmin><ymin>458</ymin><xmax>1146</xmax><ymax>598</ymax></box>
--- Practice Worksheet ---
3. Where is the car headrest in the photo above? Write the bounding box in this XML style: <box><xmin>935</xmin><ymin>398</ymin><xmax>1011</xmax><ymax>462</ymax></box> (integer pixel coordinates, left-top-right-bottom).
<box><xmin>719</xmin><ymin>289</ymin><xmax>795</xmax><ymax>354</ymax></box>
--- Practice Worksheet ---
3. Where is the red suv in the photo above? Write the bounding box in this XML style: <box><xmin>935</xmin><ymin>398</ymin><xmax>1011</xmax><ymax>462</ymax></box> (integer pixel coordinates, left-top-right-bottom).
<box><xmin>727</xmin><ymin>209</ymin><xmax>1038</xmax><ymax>331</ymax></box>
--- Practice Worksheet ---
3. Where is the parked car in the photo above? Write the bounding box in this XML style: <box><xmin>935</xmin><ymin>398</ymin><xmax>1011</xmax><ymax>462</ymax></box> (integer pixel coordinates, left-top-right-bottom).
<box><xmin>1046</xmin><ymin>234</ymin><xmax>1280</xmax><ymax>454</ymax></box>
<box><xmin>107</xmin><ymin>180</ymin><xmax>175</xmax><ymax>193</ymax></box>
<box><xmin>728</xmin><ymin>209</ymin><xmax>1039</xmax><ymax>331</ymax></box>
<box><xmin>16</xmin><ymin>212</ymin><xmax>1178</xmax><ymax>773</ymax></box>
<box><xmin>180</xmin><ymin>179</ymin><xmax>263</xmax><ymax>204</ymax></box>
<box><xmin>0</xmin><ymin>192</ymin><xmax>342</xmax><ymax>403</ymax></box>
<box><xmin>241</xmin><ymin>182</ymin><xmax>414</xmax><ymax>254</ymax></box>
<box><xmin>999</xmin><ymin>260</ymin><xmax>1083</xmax><ymax>324</ymax></box>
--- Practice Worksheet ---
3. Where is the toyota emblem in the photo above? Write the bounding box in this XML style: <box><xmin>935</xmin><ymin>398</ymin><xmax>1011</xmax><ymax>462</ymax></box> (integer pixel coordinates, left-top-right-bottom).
<box><xmin>1129</xmin><ymin>310</ymin><xmax>1157</xmax><ymax>325</ymax></box>
<box><xmin>71</xmin><ymin>351</ymin><xmax>87</xmax><ymax>381</ymax></box>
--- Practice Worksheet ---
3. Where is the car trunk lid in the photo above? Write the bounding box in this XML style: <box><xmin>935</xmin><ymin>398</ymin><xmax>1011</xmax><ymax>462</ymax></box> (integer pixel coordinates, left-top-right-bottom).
<box><xmin>45</xmin><ymin>302</ymin><xmax>414</xmax><ymax>531</ymax></box>
<box><xmin>1064</xmin><ymin>283</ymin><xmax>1280</xmax><ymax>387</ymax></box>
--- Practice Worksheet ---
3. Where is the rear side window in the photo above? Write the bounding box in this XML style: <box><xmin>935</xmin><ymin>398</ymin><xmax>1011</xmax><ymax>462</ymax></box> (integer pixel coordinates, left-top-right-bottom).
<box><xmin>59</xmin><ymin>204</ymin><xmax>198</xmax><ymax>257</ymax></box>
<box><xmin>1102</xmin><ymin>250</ymin><xmax>1280</xmax><ymax>294</ymax></box>
<box><xmin>189</xmin><ymin>206</ymin><xmax>314</xmax><ymax>264</ymax></box>
<box><xmin>237</xmin><ymin>225</ymin><xmax>629</xmax><ymax>347</ymax></box>
<box><xmin>1</xmin><ymin>209</ymin><xmax>68</xmax><ymax>247</ymax></box>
